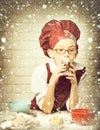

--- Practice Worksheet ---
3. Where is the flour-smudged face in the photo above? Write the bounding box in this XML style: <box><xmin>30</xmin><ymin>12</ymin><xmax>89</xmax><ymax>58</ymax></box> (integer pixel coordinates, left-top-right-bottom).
<box><xmin>48</xmin><ymin>39</ymin><xmax>78</xmax><ymax>66</ymax></box>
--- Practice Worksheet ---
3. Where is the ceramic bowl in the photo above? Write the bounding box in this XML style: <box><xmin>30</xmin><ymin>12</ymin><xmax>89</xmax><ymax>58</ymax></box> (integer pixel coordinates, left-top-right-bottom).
<box><xmin>8</xmin><ymin>100</ymin><xmax>30</xmax><ymax>113</ymax></box>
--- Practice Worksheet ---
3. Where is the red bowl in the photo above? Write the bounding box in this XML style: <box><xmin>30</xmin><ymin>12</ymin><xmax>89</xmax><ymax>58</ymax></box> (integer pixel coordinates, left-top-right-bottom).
<box><xmin>71</xmin><ymin>108</ymin><xmax>95</xmax><ymax>125</ymax></box>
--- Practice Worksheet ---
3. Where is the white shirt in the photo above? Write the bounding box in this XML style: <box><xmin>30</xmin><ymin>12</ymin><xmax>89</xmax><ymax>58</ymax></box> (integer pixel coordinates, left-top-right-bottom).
<box><xmin>31</xmin><ymin>61</ymin><xmax>87</xmax><ymax>111</ymax></box>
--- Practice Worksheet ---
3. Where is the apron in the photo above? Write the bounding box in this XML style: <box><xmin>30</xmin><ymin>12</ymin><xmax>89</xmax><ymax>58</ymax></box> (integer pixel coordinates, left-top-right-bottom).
<box><xmin>30</xmin><ymin>63</ymin><xmax>86</xmax><ymax>112</ymax></box>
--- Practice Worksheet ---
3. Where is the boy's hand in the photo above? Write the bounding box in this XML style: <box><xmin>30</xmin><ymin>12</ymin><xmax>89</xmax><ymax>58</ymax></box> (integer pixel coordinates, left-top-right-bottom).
<box><xmin>49</xmin><ymin>63</ymin><xmax>77</xmax><ymax>86</ymax></box>
<box><xmin>65</xmin><ymin>64</ymin><xmax>77</xmax><ymax>85</ymax></box>
<box><xmin>49</xmin><ymin>64</ymin><xmax>67</xmax><ymax>85</ymax></box>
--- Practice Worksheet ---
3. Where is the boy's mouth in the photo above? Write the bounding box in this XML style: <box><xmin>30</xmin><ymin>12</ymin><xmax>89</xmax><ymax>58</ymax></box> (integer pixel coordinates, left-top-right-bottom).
<box><xmin>62</xmin><ymin>59</ymin><xmax>71</xmax><ymax>70</ymax></box>
<box><xmin>64</xmin><ymin>62</ymin><xmax>70</xmax><ymax>70</ymax></box>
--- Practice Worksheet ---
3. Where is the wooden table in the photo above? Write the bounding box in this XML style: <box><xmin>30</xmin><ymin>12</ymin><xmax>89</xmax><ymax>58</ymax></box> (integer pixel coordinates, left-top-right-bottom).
<box><xmin>0</xmin><ymin>110</ymin><xmax>99</xmax><ymax>130</ymax></box>
<box><xmin>30</xmin><ymin>110</ymin><xmax>100</xmax><ymax>130</ymax></box>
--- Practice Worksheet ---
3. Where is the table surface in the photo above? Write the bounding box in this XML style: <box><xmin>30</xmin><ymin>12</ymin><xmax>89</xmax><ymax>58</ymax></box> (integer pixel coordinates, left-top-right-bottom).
<box><xmin>31</xmin><ymin>110</ymin><xmax>100</xmax><ymax>130</ymax></box>
<box><xmin>0</xmin><ymin>110</ymin><xmax>100</xmax><ymax>130</ymax></box>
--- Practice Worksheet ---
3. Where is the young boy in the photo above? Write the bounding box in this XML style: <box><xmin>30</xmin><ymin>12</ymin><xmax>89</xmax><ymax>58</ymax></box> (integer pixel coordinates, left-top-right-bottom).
<box><xmin>30</xmin><ymin>19</ymin><xmax>86</xmax><ymax>114</ymax></box>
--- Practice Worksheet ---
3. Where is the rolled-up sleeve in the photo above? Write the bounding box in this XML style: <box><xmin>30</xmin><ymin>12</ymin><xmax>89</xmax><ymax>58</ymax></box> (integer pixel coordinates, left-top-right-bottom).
<box><xmin>31</xmin><ymin>65</ymin><xmax>48</xmax><ymax>110</ymax></box>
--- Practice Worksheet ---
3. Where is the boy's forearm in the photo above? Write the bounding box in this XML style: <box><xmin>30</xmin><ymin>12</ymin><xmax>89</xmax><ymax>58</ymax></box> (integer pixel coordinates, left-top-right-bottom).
<box><xmin>42</xmin><ymin>83</ymin><xmax>55</xmax><ymax>114</ymax></box>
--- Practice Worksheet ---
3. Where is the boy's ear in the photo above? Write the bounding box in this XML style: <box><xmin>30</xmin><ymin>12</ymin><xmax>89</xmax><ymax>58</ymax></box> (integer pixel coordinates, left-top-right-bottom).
<box><xmin>47</xmin><ymin>49</ymin><xmax>54</xmax><ymax>58</ymax></box>
<box><xmin>75</xmin><ymin>50</ymin><xmax>78</xmax><ymax>57</ymax></box>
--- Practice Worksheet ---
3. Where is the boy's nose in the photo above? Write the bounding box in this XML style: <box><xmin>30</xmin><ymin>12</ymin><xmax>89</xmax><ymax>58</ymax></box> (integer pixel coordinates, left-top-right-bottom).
<box><xmin>64</xmin><ymin>51</ymin><xmax>69</xmax><ymax>57</ymax></box>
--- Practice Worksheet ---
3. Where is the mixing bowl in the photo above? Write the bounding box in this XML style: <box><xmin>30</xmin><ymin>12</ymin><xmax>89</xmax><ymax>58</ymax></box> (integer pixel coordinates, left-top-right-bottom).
<box><xmin>71</xmin><ymin>108</ymin><xmax>95</xmax><ymax>125</ymax></box>
<box><xmin>8</xmin><ymin>100</ymin><xmax>30</xmax><ymax>113</ymax></box>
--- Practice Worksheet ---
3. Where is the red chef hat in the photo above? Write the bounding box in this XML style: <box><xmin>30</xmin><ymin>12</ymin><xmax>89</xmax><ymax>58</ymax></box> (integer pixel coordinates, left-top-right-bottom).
<box><xmin>39</xmin><ymin>19</ymin><xmax>80</xmax><ymax>57</ymax></box>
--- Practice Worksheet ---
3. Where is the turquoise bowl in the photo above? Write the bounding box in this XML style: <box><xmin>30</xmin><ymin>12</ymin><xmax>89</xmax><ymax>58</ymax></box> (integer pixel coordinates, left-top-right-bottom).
<box><xmin>8</xmin><ymin>100</ymin><xmax>31</xmax><ymax>113</ymax></box>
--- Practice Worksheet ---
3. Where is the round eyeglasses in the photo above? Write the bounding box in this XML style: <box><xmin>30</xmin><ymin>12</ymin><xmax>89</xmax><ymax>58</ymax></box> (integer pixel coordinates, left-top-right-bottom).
<box><xmin>54</xmin><ymin>48</ymin><xmax>76</xmax><ymax>55</ymax></box>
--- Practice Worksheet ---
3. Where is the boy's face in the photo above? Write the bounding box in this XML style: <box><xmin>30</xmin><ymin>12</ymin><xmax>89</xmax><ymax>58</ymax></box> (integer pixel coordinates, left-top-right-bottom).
<box><xmin>48</xmin><ymin>39</ymin><xmax>78</xmax><ymax>65</ymax></box>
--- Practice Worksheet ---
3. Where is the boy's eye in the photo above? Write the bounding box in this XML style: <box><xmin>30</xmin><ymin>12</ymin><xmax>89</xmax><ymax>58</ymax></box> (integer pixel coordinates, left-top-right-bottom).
<box><xmin>69</xmin><ymin>49</ymin><xmax>74</xmax><ymax>51</ymax></box>
<box><xmin>56</xmin><ymin>49</ymin><xmax>65</xmax><ymax>53</ymax></box>
<box><xmin>59</xmin><ymin>49</ymin><xmax>64</xmax><ymax>52</ymax></box>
